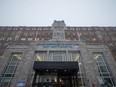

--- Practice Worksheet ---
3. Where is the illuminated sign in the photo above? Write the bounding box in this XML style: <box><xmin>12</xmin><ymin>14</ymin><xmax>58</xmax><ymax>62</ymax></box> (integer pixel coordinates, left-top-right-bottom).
<box><xmin>38</xmin><ymin>44</ymin><xmax>78</xmax><ymax>48</ymax></box>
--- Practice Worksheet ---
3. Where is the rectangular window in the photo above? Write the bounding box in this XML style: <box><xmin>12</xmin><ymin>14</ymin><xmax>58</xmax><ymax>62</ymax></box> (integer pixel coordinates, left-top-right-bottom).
<box><xmin>21</xmin><ymin>38</ymin><xmax>26</xmax><ymax>41</ymax></box>
<box><xmin>69</xmin><ymin>51</ymin><xmax>86</xmax><ymax>86</ymax></box>
<box><xmin>28</xmin><ymin>38</ymin><xmax>33</xmax><ymax>41</ymax></box>
<box><xmin>52</xmin><ymin>51</ymin><xmax>63</xmax><ymax>61</ymax></box>
<box><xmin>0</xmin><ymin>53</ymin><xmax>22</xmax><ymax>87</ymax></box>
<box><xmin>35</xmin><ymin>51</ymin><xmax>47</xmax><ymax>61</ymax></box>
<box><xmin>93</xmin><ymin>52</ymin><xmax>116</xmax><ymax>86</ymax></box>
<box><xmin>71</xmin><ymin>52</ymin><xmax>80</xmax><ymax>61</ymax></box>
<box><xmin>7</xmin><ymin>38</ymin><xmax>12</xmax><ymax>41</ymax></box>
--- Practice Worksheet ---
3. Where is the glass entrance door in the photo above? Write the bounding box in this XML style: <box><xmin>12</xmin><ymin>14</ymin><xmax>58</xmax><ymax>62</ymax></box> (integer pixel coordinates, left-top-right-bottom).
<box><xmin>32</xmin><ymin>61</ymin><xmax>79</xmax><ymax>87</ymax></box>
<box><xmin>33</xmin><ymin>74</ymin><xmax>78</xmax><ymax>87</ymax></box>
<box><xmin>58</xmin><ymin>76</ymin><xmax>71</xmax><ymax>87</ymax></box>
<box><xmin>38</xmin><ymin>75</ymin><xmax>57</xmax><ymax>87</ymax></box>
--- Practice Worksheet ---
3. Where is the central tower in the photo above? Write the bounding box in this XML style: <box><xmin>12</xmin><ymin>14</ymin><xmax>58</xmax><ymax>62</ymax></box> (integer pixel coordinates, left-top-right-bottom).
<box><xmin>51</xmin><ymin>20</ymin><xmax>66</xmax><ymax>41</ymax></box>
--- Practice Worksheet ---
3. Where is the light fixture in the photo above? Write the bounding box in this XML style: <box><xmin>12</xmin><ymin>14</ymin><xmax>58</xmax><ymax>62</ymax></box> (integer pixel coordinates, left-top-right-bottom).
<box><xmin>54</xmin><ymin>78</ymin><xmax>57</xmax><ymax>82</ymax></box>
<box><xmin>37</xmin><ymin>55</ymin><xmax>42</xmax><ymax>61</ymax></box>
<box><xmin>74</xmin><ymin>55</ymin><xmax>79</xmax><ymax>61</ymax></box>
<box><xmin>14</xmin><ymin>55</ymin><xmax>21</xmax><ymax>60</ymax></box>
<box><xmin>94</xmin><ymin>54</ymin><xmax>100</xmax><ymax>59</ymax></box>
<box><xmin>60</xmin><ymin>78</ymin><xmax>62</xmax><ymax>82</ymax></box>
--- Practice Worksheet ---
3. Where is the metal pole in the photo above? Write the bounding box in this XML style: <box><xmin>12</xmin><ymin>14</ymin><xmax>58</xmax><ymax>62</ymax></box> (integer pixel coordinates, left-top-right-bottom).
<box><xmin>32</xmin><ymin>72</ymin><xmax>37</xmax><ymax>87</ymax></box>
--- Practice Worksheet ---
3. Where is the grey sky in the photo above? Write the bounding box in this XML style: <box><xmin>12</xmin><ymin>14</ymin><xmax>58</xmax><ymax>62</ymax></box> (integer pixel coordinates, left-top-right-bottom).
<box><xmin>0</xmin><ymin>0</ymin><xmax>116</xmax><ymax>26</ymax></box>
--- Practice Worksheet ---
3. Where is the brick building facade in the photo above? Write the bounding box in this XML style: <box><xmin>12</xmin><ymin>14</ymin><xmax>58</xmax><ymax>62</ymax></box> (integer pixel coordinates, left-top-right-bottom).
<box><xmin>0</xmin><ymin>20</ymin><xmax>116</xmax><ymax>87</ymax></box>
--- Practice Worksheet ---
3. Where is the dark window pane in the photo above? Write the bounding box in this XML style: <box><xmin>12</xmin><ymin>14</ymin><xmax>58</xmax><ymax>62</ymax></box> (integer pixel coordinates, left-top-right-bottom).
<box><xmin>4</xmin><ymin>74</ymin><xmax>12</xmax><ymax>77</ymax></box>
<box><xmin>97</xmin><ymin>62</ymin><xmax>105</xmax><ymax>66</ymax></box>
<box><xmin>6</xmin><ymin>66</ymin><xmax>15</xmax><ymax>73</ymax></box>
<box><xmin>100</xmin><ymin>73</ymin><xmax>109</xmax><ymax>77</ymax></box>
<box><xmin>97</xmin><ymin>56</ymin><xmax>103</xmax><ymax>62</ymax></box>
<box><xmin>2</xmin><ymin>78</ymin><xmax>11</xmax><ymax>83</ymax></box>
<box><xmin>99</xmin><ymin>66</ymin><xmax>107</xmax><ymax>72</ymax></box>
<box><xmin>104</xmin><ymin>78</ymin><xmax>113</xmax><ymax>85</ymax></box>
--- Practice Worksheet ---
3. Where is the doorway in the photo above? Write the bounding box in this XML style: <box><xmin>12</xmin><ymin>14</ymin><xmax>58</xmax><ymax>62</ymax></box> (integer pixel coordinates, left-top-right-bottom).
<box><xmin>32</xmin><ymin>61</ymin><xmax>79</xmax><ymax>87</ymax></box>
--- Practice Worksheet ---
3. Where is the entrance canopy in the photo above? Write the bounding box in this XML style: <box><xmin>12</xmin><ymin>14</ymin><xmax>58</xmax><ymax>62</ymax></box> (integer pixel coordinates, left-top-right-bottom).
<box><xmin>33</xmin><ymin>61</ymin><xmax>79</xmax><ymax>75</ymax></box>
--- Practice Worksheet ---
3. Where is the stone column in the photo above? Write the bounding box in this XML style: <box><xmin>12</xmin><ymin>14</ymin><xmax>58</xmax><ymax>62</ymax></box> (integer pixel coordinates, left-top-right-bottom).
<box><xmin>80</xmin><ymin>43</ymin><xmax>99</xmax><ymax>87</ymax></box>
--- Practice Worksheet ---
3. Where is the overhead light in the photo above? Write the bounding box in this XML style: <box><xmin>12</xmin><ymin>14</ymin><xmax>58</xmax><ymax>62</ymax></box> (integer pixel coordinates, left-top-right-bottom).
<box><xmin>37</xmin><ymin>55</ymin><xmax>42</xmax><ymax>61</ymax></box>
<box><xmin>94</xmin><ymin>54</ymin><xmax>100</xmax><ymax>60</ymax></box>
<box><xmin>14</xmin><ymin>55</ymin><xmax>21</xmax><ymax>60</ymax></box>
<box><xmin>54</xmin><ymin>78</ymin><xmax>57</xmax><ymax>82</ymax></box>
<box><xmin>74</xmin><ymin>55</ymin><xmax>79</xmax><ymax>61</ymax></box>
<box><xmin>60</xmin><ymin>78</ymin><xmax>62</xmax><ymax>82</ymax></box>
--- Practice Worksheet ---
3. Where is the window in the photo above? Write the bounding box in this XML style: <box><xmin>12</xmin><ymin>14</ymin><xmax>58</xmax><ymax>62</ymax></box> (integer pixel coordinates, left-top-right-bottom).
<box><xmin>0</xmin><ymin>53</ymin><xmax>22</xmax><ymax>87</ymax></box>
<box><xmin>20</xmin><ymin>28</ymin><xmax>22</xmax><ymax>30</ymax></box>
<box><xmin>32</xmin><ymin>28</ymin><xmax>36</xmax><ymax>30</ymax></box>
<box><xmin>69</xmin><ymin>51</ymin><xmax>86</xmax><ymax>86</ymax></box>
<box><xmin>14</xmin><ymin>28</ymin><xmax>18</xmax><ymax>30</ymax></box>
<box><xmin>46</xmin><ymin>51</ymin><xmax>66</xmax><ymax>61</ymax></box>
<box><xmin>53</xmin><ymin>52</ymin><xmax>62</xmax><ymax>61</ymax></box>
<box><xmin>71</xmin><ymin>52</ymin><xmax>80</xmax><ymax>61</ymax></box>
<box><xmin>0</xmin><ymin>37</ymin><xmax>5</xmax><ymax>41</ymax></box>
<box><xmin>88</xmin><ymin>28</ymin><xmax>92</xmax><ymax>30</ymax></box>
<box><xmin>100</xmin><ymin>28</ymin><xmax>104</xmax><ymax>30</ymax></box>
<box><xmin>39</xmin><ymin>28</ymin><xmax>42</xmax><ymax>30</ymax></box>
<box><xmin>35</xmin><ymin>52</ymin><xmax>47</xmax><ymax>61</ymax></box>
<box><xmin>37</xmin><ymin>28</ymin><xmax>40</xmax><ymax>30</ymax></box>
<box><xmin>95</xmin><ymin>28</ymin><xmax>98</xmax><ymax>30</ymax></box>
<box><xmin>4</xmin><ymin>32</ymin><xmax>8</xmax><ymax>36</ymax></box>
<box><xmin>7</xmin><ymin>28</ymin><xmax>11</xmax><ymax>30</ymax></box>
<box><xmin>26</xmin><ymin>28</ymin><xmax>30</xmax><ymax>30</ymax></box>
<box><xmin>71</xmin><ymin>28</ymin><xmax>75</xmax><ymax>30</ymax></box>
<box><xmin>28</xmin><ymin>38</ymin><xmax>33</xmax><ymax>41</ymax></box>
<box><xmin>21</xmin><ymin>38</ymin><xmax>26</xmax><ymax>41</ymax></box>
<box><xmin>82</xmin><ymin>28</ymin><xmax>86</xmax><ymax>30</ymax></box>
<box><xmin>7</xmin><ymin>38</ymin><xmax>12</xmax><ymax>41</ymax></box>
<box><xmin>10</xmin><ymin>32</ymin><xmax>16</xmax><ymax>36</ymax></box>
<box><xmin>30</xmin><ymin>32</ymin><xmax>34</xmax><ymax>36</ymax></box>
<box><xmin>23</xmin><ymin>32</ymin><xmax>28</xmax><ymax>36</ymax></box>
<box><xmin>93</xmin><ymin>52</ymin><xmax>116</xmax><ymax>86</ymax></box>
<box><xmin>76</xmin><ymin>28</ymin><xmax>79</xmax><ymax>30</ymax></box>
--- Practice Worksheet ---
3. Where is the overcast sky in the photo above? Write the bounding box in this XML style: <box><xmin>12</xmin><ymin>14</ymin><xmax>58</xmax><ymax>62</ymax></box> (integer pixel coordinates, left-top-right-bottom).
<box><xmin>0</xmin><ymin>0</ymin><xmax>116</xmax><ymax>26</ymax></box>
